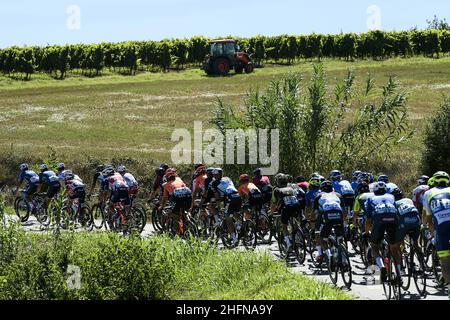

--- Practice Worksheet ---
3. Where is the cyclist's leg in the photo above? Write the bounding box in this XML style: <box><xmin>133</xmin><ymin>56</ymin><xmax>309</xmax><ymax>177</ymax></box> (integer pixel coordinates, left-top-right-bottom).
<box><xmin>435</xmin><ymin>222</ymin><xmax>450</xmax><ymax>291</ymax></box>
<box><xmin>370</xmin><ymin>222</ymin><xmax>386</xmax><ymax>268</ymax></box>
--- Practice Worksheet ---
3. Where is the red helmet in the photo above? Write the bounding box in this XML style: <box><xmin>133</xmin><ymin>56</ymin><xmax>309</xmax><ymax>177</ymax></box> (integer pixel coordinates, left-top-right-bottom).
<box><xmin>165</xmin><ymin>168</ymin><xmax>177</xmax><ymax>180</ymax></box>
<box><xmin>239</xmin><ymin>174</ymin><xmax>249</xmax><ymax>182</ymax></box>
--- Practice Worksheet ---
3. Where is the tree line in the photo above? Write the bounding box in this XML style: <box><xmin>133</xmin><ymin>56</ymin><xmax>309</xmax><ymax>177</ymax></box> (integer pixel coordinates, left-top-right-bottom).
<box><xmin>0</xmin><ymin>29</ymin><xmax>449</xmax><ymax>80</ymax></box>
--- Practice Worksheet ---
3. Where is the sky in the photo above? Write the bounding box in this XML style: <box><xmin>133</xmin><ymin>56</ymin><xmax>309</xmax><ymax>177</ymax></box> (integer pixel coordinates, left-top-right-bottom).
<box><xmin>0</xmin><ymin>0</ymin><xmax>449</xmax><ymax>48</ymax></box>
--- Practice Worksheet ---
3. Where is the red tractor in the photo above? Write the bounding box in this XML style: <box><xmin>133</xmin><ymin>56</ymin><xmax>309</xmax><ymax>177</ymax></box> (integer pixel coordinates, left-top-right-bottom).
<box><xmin>203</xmin><ymin>39</ymin><xmax>254</xmax><ymax>76</ymax></box>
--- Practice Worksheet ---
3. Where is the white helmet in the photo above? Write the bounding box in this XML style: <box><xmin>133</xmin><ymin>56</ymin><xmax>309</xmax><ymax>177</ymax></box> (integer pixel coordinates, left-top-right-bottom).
<box><xmin>57</xmin><ymin>163</ymin><xmax>65</xmax><ymax>170</ymax></box>
<box><xmin>373</xmin><ymin>181</ymin><xmax>387</xmax><ymax>193</ymax></box>
<box><xmin>19</xmin><ymin>163</ymin><xmax>29</xmax><ymax>171</ymax></box>
<box><xmin>40</xmin><ymin>164</ymin><xmax>49</xmax><ymax>172</ymax></box>
<box><xmin>118</xmin><ymin>165</ymin><xmax>126</xmax><ymax>173</ymax></box>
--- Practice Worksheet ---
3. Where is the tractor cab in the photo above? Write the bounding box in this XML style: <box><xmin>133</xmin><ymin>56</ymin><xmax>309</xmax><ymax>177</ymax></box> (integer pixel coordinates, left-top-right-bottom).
<box><xmin>203</xmin><ymin>39</ymin><xmax>254</xmax><ymax>76</ymax></box>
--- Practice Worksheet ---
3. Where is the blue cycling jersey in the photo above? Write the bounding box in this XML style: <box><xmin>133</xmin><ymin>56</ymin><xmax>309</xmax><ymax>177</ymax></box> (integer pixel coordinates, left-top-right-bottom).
<box><xmin>19</xmin><ymin>170</ymin><xmax>40</xmax><ymax>186</ymax></box>
<box><xmin>39</xmin><ymin>170</ymin><xmax>61</xmax><ymax>186</ymax></box>
<box><xmin>306</xmin><ymin>189</ymin><xmax>321</xmax><ymax>207</ymax></box>
<box><xmin>333</xmin><ymin>180</ymin><xmax>355</xmax><ymax>196</ymax></box>
<box><xmin>351</xmin><ymin>181</ymin><xmax>358</xmax><ymax>192</ymax></box>
<box><xmin>365</xmin><ymin>193</ymin><xmax>397</xmax><ymax>221</ymax></box>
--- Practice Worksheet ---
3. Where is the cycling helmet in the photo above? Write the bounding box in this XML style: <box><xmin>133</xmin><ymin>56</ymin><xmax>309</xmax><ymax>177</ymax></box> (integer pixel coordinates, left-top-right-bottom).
<box><xmin>206</xmin><ymin>167</ymin><xmax>215</xmax><ymax>175</ymax></box>
<box><xmin>286</xmin><ymin>174</ymin><xmax>293</xmax><ymax>183</ymax></box>
<box><xmin>330</xmin><ymin>170</ymin><xmax>342</xmax><ymax>181</ymax></box>
<box><xmin>40</xmin><ymin>164</ymin><xmax>49</xmax><ymax>172</ymax></box>
<box><xmin>391</xmin><ymin>188</ymin><xmax>404</xmax><ymax>201</ymax></box>
<box><xmin>276</xmin><ymin>174</ymin><xmax>288</xmax><ymax>188</ymax></box>
<box><xmin>160</xmin><ymin>163</ymin><xmax>169</xmax><ymax>171</ymax></box>
<box><xmin>298</xmin><ymin>181</ymin><xmax>309</xmax><ymax>192</ymax></box>
<box><xmin>194</xmin><ymin>165</ymin><xmax>206</xmax><ymax>176</ymax></box>
<box><xmin>417</xmin><ymin>175</ymin><xmax>429</xmax><ymax>186</ymax></box>
<box><xmin>309</xmin><ymin>177</ymin><xmax>321</xmax><ymax>188</ymax></box>
<box><xmin>57</xmin><ymin>163</ymin><xmax>65</xmax><ymax>171</ymax></box>
<box><xmin>102</xmin><ymin>168</ymin><xmax>115</xmax><ymax>177</ymax></box>
<box><xmin>320</xmin><ymin>180</ymin><xmax>333</xmax><ymax>193</ymax></box>
<box><xmin>427</xmin><ymin>177</ymin><xmax>436</xmax><ymax>188</ymax></box>
<box><xmin>19</xmin><ymin>163</ymin><xmax>29</xmax><ymax>171</ymax></box>
<box><xmin>296</xmin><ymin>176</ymin><xmax>306</xmax><ymax>183</ymax></box>
<box><xmin>194</xmin><ymin>163</ymin><xmax>204</xmax><ymax>170</ymax></box>
<box><xmin>352</xmin><ymin>170</ymin><xmax>362</xmax><ymax>180</ymax></box>
<box><xmin>373</xmin><ymin>181</ymin><xmax>387</xmax><ymax>194</ymax></box>
<box><xmin>212</xmin><ymin>168</ymin><xmax>223</xmax><ymax>176</ymax></box>
<box><xmin>253</xmin><ymin>168</ymin><xmax>262</xmax><ymax>176</ymax></box>
<box><xmin>367</xmin><ymin>172</ymin><xmax>374</xmax><ymax>183</ymax></box>
<box><xmin>377</xmin><ymin>174</ymin><xmax>389</xmax><ymax>183</ymax></box>
<box><xmin>165</xmin><ymin>168</ymin><xmax>177</xmax><ymax>180</ymax></box>
<box><xmin>64</xmin><ymin>171</ymin><xmax>75</xmax><ymax>181</ymax></box>
<box><xmin>118</xmin><ymin>165</ymin><xmax>126</xmax><ymax>173</ymax></box>
<box><xmin>432</xmin><ymin>171</ymin><xmax>450</xmax><ymax>187</ymax></box>
<box><xmin>311</xmin><ymin>172</ymin><xmax>321</xmax><ymax>178</ymax></box>
<box><xmin>239</xmin><ymin>174</ymin><xmax>250</xmax><ymax>182</ymax></box>
<box><xmin>96</xmin><ymin>165</ymin><xmax>105</xmax><ymax>173</ymax></box>
<box><xmin>357</xmin><ymin>182</ymin><xmax>370</xmax><ymax>194</ymax></box>
<box><xmin>357</xmin><ymin>173</ymin><xmax>369</xmax><ymax>184</ymax></box>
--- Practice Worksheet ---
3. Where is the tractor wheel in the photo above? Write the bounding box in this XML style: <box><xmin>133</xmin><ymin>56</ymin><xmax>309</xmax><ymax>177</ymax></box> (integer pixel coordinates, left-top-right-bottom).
<box><xmin>235</xmin><ymin>66</ymin><xmax>244</xmax><ymax>74</ymax></box>
<box><xmin>213</xmin><ymin>58</ymin><xmax>230</xmax><ymax>76</ymax></box>
<box><xmin>245</xmin><ymin>63</ymin><xmax>254</xmax><ymax>74</ymax></box>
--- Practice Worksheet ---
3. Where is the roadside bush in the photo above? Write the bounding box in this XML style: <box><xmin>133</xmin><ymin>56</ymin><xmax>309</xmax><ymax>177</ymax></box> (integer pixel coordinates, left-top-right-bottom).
<box><xmin>211</xmin><ymin>65</ymin><xmax>412</xmax><ymax>176</ymax></box>
<box><xmin>422</xmin><ymin>97</ymin><xmax>450</xmax><ymax>175</ymax></box>
<box><xmin>0</xmin><ymin>224</ymin><xmax>351</xmax><ymax>300</ymax></box>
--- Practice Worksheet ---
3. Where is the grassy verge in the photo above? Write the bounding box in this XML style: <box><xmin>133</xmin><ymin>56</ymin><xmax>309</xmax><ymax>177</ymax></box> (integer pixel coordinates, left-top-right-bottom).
<box><xmin>0</xmin><ymin>218</ymin><xmax>350</xmax><ymax>300</ymax></box>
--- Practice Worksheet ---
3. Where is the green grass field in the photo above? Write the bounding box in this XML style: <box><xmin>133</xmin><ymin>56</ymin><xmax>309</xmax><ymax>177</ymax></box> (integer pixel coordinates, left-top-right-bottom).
<box><xmin>0</xmin><ymin>56</ymin><xmax>449</xmax><ymax>184</ymax></box>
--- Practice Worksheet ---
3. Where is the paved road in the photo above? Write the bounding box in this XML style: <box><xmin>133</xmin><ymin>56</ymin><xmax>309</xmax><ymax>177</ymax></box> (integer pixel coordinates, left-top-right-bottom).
<box><xmin>14</xmin><ymin>216</ymin><xmax>449</xmax><ymax>300</ymax></box>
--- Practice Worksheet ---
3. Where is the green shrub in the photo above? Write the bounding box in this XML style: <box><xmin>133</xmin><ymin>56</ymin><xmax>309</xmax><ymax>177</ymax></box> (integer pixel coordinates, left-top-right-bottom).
<box><xmin>422</xmin><ymin>97</ymin><xmax>450</xmax><ymax>175</ymax></box>
<box><xmin>0</xmin><ymin>223</ymin><xmax>351</xmax><ymax>300</ymax></box>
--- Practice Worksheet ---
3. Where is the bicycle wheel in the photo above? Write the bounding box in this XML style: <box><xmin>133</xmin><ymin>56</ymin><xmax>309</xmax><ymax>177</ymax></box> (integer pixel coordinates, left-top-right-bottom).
<box><xmin>242</xmin><ymin>220</ymin><xmax>257</xmax><ymax>250</ymax></box>
<box><xmin>151</xmin><ymin>208</ymin><xmax>163</xmax><ymax>231</ymax></box>
<box><xmin>272</xmin><ymin>215</ymin><xmax>281</xmax><ymax>242</ymax></box>
<box><xmin>220</xmin><ymin>222</ymin><xmax>234</xmax><ymax>249</ymax></box>
<box><xmin>292</xmin><ymin>228</ymin><xmax>306</xmax><ymax>265</ymax></box>
<box><xmin>79</xmin><ymin>205</ymin><xmax>94</xmax><ymax>231</ymax></box>
<box><xmin>431</xmin><ymin>249</ymin><xmax>442</xmax><ymax>286</ymax></box>
<box><xmin>91</xmin><ymin>204</ymin><xmax>105</xmax><ymax>229</ymax></box>
<box><xmin>382</xmin><ymin>257</ymin><xmax>392</xmax><ymax>300</ymax></box>
<box><xmin>276</xmin><ymin>221</ymin><xmax>288</xmax><ymax>259</ymax></box>
<box><xmin>412</xmin><ymin>249</ymin><xmax>427</xmax><ymax>296</ymax></box>
<box><xmin>14</xmin><ymin>197</ymin><xmax>30</xmax><ymax>222</ymax></box>
<box><xmin>388</xmin><ymin>256</ymin><xmax>402</xmax><ymax>300</ymax></box>
<box><xmin>35</xmin><ymin>204</ymin><xmax>50</xmax><ymax>226</ymax></box>
<box><xmin>340</xmin><ymin>245</ymin><xmax>353</xmax><ymax>289</ymax></box>
<box><xmin>183</xmin><ymin>220</ymin><xmax>199</xmax><ymax>240</ymax></box>
<box><xmin>401</xmin><ymin>252</ymin><xmax>412</xmax><ymax>291</ymax></box>
<box><xmin>129</xmin><ymin>207</ymin><xmax>146</xmax><ymax>233</ymax></box>
<box><xmin>327</xmin><ymin>249</ymin><xmax>339</xmax><ymax>285</ymax></box>
<box><xmin>256</xmin><ymin>213</ymin><xmax>272</xmax><ymax>244</ymax></box>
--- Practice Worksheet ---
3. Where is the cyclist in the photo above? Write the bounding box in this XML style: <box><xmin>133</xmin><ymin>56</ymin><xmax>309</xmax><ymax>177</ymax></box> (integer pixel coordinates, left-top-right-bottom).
<box><xmin>330</xmin><ymin>170</ymin><xmax>355</xmax><ymax>223</ymax></box>
<box><xmin>38</xmin><ymin>164</ymin><xmax>61</xmax><ymax>205</ymax></box>
<box><xmin>352</xmin><ymin>182</ymin><xmax>374</xmax><ymax>229</ymax></box>
<box><xmin>305</xmin><ymin>177</ymin><xmax>321</xmax><ymax>223</ymax></box>
<box><xmin>103</xmin><ymin>167</ymin><xmax>130</xmax><ymax>221</ymax></box>
<box><xmin>17</xmin><ymin>163</ymin><xmax>40</xmax><ymax>210</ymax></box>
<box><xmin>296</xmin><ymin>176</ymin><xmax>309</xmax><ymax>193</ymax></box>
<box><xmin>412</xmin><ymin>175</ymin><xmax>430</xmax><ymax>214</ymax></box>
<box><xmin>57</xmin><ymin>163</ymin><xmax>81</xmax><ymax>186</ymax></box>
<box><xmin>117</xmin><ymin>165</ymin><xmax>139</xmax><ymax>199</ymax></box>
<box><xmin>392</xmin><ymin>188</ymin><xmax>421</xmax><ymax>260</ymax></box>
<box><xmin>191</xmin><ymin>164</ymin><xmax>206</xmax><ymax>206</ymax></box>
<box><xmin>271</xmin><ymin>174</ymin><xmax>301</xmax><ymax>250</ymax></box>
<box><xmin>313</xmin><ymin>180</ymin><xmax>344</xmax><ymax>264</ymax></box>
<box><xmin>64</xmin><ymin>171</ymin><xmax>86</xmax><ymax>204</ymax></box>
<box><xmin>210</xmin><ymin>168</ymin><xmax>242</xmax><ymax>244</ymax></box>
<box><xmin>365</xmin><ymin>181</ymin><xmax>401</xmax><ymax>283</ymax></box>
<box><xmin>423</xmin><ymin>171</ymin><xmax>450</xmax><ymax>298</ymax></box>
<box><xmin>199</xmin><ymin>167</ymin><xmax>215</xmax><ymax>208</ymax></box>
<box><xmin>238</xmin><ymin>174</ymin><xmax>263</xmax><ymax>219</ymax></box>
<box><xmin>351</xmin><ymin>170</ymin><xmax>363</xmax><ymax>192</ymax></box>
<box><xmin>191</xmin><ymin>163</ymin><xmax>204</xmax><ymax>189</ymax></box>
<box><xmin>253</xmin><ymin>168</ymin><xmax>273</xmax><ymax>204</ymax></box>
<box><xmin>159</xmin><ymin>169</ymin><xmax>192</xmax><ymax>233</ymax></box>
<box><xmin>89</xmin><ymin>164</ymin><xmax>111</xmax><ymax>203</ymax></box>
<box><xmin>149</xmin><ymin>164</ymin><xmax>169</xmax><ymax>200</ymax></box>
